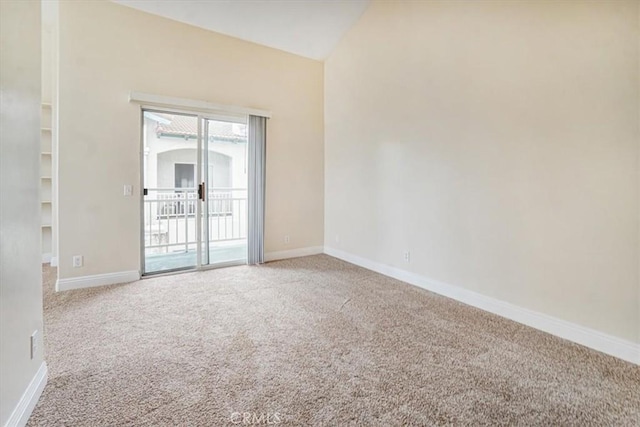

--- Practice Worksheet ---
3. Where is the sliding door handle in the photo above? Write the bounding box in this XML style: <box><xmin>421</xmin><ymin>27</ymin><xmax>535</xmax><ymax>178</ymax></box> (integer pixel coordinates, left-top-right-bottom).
<box><xmin>198</xmin><ymin>182</ymin><xmax>206</xmax><ymax>201</ymax></box>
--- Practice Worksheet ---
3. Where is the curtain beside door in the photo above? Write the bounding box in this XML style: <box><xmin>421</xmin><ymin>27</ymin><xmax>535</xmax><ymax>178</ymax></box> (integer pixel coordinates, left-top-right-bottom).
<box><xmin>247</xmin><ymin>115</ymin><xmax>266</xmax><ymax>264</ymax></box>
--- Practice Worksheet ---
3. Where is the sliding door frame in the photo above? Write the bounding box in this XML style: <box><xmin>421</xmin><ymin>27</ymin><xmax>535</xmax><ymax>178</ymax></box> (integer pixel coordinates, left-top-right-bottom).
<box><xmin>138</xmin><ymin>105</ymin><xmax>249</xmax><ymax>277</ymax></box>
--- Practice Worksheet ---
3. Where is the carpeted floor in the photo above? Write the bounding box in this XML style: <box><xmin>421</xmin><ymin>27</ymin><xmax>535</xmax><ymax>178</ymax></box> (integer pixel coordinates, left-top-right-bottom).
<box><xmin>29</xmin><ymin>255</ymin><xmax>639</xmax><ymax>426</ymax></box>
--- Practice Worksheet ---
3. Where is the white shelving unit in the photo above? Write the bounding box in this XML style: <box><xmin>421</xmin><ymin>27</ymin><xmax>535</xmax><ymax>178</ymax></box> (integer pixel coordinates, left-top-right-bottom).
<box><xmin>42</xmin><ymin>4</ymin><xmax>58</xmax><ymax>267</ymax></box>
<box><xmin>41</xmin><ymin>103</ymin><xmax>53</xmax><ymax>263</ymax></box>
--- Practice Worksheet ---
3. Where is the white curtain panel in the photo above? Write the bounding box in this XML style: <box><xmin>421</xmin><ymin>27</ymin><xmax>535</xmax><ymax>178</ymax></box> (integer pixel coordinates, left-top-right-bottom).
<box><xmin>247</xmin><ymin>115</ymin><xmax>266</xmax><ymax>264</ymax></box>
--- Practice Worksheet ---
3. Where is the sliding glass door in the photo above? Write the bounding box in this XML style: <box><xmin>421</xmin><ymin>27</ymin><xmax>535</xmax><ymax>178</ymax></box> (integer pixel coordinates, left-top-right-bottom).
<box><xmin>201</xmin><ymin>118</ymin><xmax>249</xmax><ymax>267</ymax></box>
<box><xmin>141</xmin><ymin>110</ymin><xmax>248</xmax><ymax>275</ymax></box>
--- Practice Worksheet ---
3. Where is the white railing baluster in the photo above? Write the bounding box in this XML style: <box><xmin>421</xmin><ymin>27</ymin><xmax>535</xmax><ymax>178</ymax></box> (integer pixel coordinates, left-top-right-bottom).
<box><xmin>175</xmin><ymin>198</ymin><xmax>178</xmax><ymax>246</ymax></box>
<box><xmin>148</xmin><ymin>199</ymin><xmax>152</xmax><ymax>248</ymax></box>
<box><xmin>184</xmin><ymin>192</ymin><xmax>188</xmax><ymax>253</ymax></box>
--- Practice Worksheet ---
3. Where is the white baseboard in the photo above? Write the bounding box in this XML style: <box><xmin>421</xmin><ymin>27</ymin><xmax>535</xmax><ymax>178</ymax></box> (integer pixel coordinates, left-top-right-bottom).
<box><xmin>41</xmin><ymin>253</ymin><xmax>51</xmax><ymax>264</ymax></box>
<box><xmin>265</xmin><ymin>246</ymin><xmax>324</xmax><ymax>262</ymax></box>
<box><xmin>49</xmin><ymin>256</ymin><xmax>58</xmax><ymax>267</ymax></box>
<box><xmin>56</xmin><ymin>270</ymin><xmax>140</xmax><ymax>292</ymax></box>
<box><xmin>324</xmin><ymin>247</ymin><xmax>640</xmax><ymax>365</ymax></box>
<box><xmin>4</xmin><ymin>362</ymin><xmax>47</xmax><ymax>427</ymax></box>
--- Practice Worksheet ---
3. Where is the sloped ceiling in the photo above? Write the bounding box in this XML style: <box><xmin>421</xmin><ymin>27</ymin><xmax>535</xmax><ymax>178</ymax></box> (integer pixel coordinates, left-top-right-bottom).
<box><xmin>112</xmin><ymin>0</ymin><xmax>370</xmax><ymax>60</ymax></box>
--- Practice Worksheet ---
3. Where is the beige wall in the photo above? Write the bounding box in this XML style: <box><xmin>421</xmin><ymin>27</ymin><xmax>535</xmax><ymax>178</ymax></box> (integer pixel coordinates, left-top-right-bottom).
<box><xmin>0</xmin><ymin>0</ymin><xmax>45</xmax><ymax>424</ymax></box>
<box><xmin>57</xmin><ymin>0</ymin><xmax>324</xmax><ymax>279</ymax></box>
<box><xmin>325</xmin><ymin>0</ymin><xmax>639</xmax><ymax>343</ymax></box>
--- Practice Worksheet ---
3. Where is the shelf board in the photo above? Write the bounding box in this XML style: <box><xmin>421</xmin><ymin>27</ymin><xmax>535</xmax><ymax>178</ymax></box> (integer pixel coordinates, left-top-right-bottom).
<box><xmin>41</xmin><ymin>224</ymin><xmax>52</xmax><ymax>228</ymax></box>
<box><xmin>41</xmin><ymin>151</ymin><xmax>52</xmax><ymax>156</ymax></box>
<box><xmin>41</xmin><ymin>200</ymin><xmax>52</xmax><ymax>204</ymax></box>
<box><xmin>41</xmin><ymin>128</ymin><xmax>52</xmax><ymax>132</ymax></box>
<box><xmin>41</xmin><ymin>103</ymin><xmax>52</xmax><ymax>108</ymax></box>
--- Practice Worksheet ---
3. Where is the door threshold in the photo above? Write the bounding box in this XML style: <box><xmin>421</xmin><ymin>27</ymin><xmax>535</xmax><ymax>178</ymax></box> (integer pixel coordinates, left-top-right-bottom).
<box><xmin>141</xmin><ymin>259</ymin><xmax>247</xmax><ymax>279</ymax></box>
<box><xmin>141</xmin><ymin>266</ymin><xmax>197</xmax><ymax>278</ymax></box>
<box><xmin>200</xmin><ymin>259</ymin><xmax>247</xmax><ymax>270</ymax></box>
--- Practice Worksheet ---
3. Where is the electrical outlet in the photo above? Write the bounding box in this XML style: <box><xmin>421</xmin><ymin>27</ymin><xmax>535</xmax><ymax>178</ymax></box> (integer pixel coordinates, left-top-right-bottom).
<box><xmin>123</xmin><ymin>184</ymin><xmax>133</xmax><ymax>196</ymax></box>
<box><xmin>403</xmin><ymin>251</ymin><xmax>411</xmax><ymax>263</ymax></box>
<box><xmin>30</xmin><ymin>330</ymin><xmax>38</xmax><ymax>359</ymax></box>
<box><xmin>72</xmin><ymin>255</ymin><xmax>83</xmax><ymax>268</ymax></box>
<box><xmin>335</xmin><ymin>234</ymin><xmax>340</xmax><ymax>244</ymax></box>
<box><xmin>284</xmin><ymin>235</ymin><xmax>290</xmax><ymax>244</ymax></box>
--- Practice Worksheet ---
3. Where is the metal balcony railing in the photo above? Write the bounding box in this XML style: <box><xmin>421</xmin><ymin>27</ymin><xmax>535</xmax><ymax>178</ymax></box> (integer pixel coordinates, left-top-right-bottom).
<box><xmin>143</xmin><ymin>187</ymin><xmax>247</xmax><ymax>254</ymax></box>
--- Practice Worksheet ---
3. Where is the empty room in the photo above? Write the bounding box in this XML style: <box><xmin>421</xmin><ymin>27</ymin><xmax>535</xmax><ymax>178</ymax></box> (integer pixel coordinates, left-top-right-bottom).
<box><xmin>1</xmin><ymin>0</ymin><xmax>638</xmax><ymax>425</ymax></box>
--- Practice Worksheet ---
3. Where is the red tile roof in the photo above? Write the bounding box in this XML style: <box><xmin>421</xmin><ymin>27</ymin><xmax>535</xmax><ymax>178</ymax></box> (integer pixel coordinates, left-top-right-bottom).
<box><xmin>151</xmin><ymin>113</ymin><xmax>247</xmax><ymax>142</ymax></box>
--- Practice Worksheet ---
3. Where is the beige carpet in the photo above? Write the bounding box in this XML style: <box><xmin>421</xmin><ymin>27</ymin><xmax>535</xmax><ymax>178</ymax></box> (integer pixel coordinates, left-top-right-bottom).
<box><xmin>29</xmin><ymin>255</ymin><xmax>639</xmax><ymax>426</ymax></box>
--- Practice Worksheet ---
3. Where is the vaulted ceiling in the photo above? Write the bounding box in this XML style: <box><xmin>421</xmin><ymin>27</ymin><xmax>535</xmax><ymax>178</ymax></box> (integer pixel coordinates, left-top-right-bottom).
<box><xmin>112</xmin><ymin>0</ymin><xmax>371</xmax><ymax>60</ymax></box>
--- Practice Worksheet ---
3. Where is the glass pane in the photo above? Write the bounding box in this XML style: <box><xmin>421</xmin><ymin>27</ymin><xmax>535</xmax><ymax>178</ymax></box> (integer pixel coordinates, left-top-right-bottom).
<box><xmin>142</xmin><ymin>110</ymin><xmax>199</xmax><ymax>274</ymax></box>
<box><xmin>203</xmin><ymin>118</ymin><xmax>248</xmax><ymax>265</ymax></box>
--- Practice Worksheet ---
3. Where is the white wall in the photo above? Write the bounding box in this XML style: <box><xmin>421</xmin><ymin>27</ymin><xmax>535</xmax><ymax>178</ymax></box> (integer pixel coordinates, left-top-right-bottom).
<box><xmin>325</xmin><ymin>0</ymin><xmax>639</xmax><ymax>344</ymax></box>
<box><xmin>57</xmin><ymin>0</ymin><xmax>324</xmax><ymax>280</ymax></box>
<box><xmin>0</xmin><ymin>0</ymin><xmax>46</xmax><ymax>425</ymax></box>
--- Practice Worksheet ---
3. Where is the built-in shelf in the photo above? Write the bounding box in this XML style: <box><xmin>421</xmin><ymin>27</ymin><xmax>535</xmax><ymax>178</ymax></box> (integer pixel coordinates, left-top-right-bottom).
<box><xmin>42</xmin><ymin>74</ymin><xmax>53</xmax><ymax>264</ymax></box>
